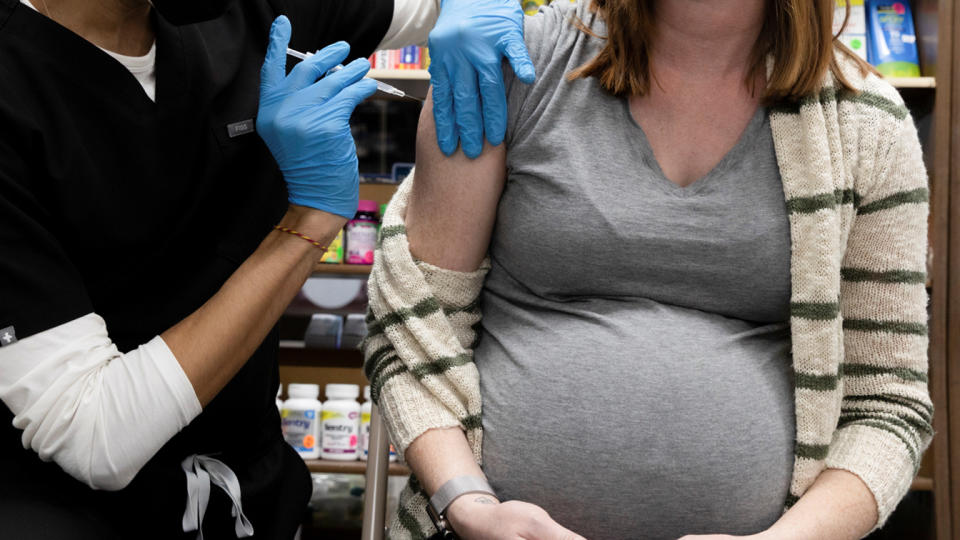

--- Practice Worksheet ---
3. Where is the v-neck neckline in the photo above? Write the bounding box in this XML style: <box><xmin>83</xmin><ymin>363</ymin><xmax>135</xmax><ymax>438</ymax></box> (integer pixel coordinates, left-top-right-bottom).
<box><xmin>622</xmin><ymin>99</ymin><xmax>768</xmax><ymax>197</ymax></box>
<box><xmin>12</xmin><ymin>1</ymin><xmax>190</xmax><ymax>113</ymax></box>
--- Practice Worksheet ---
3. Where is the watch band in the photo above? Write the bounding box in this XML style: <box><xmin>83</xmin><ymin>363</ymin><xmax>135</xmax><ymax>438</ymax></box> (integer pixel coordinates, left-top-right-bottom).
<box><xmin>429</xmin><ymin>476</ymin><xmax>497</xmax><ymax>515</ymax></box>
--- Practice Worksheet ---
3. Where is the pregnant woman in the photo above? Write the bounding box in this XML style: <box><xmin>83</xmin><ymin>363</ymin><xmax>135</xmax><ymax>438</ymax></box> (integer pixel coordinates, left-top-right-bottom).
<box><xmin>364</xmin><ymin>0</ymin><xmax>933</xmax><ymax>538</ymax></box>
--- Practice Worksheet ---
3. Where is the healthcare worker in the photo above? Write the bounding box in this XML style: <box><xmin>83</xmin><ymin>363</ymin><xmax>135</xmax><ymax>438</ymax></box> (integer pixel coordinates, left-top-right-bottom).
<box><xmin>0</xmin><ymin>0</ymin><xmax>533</xmax><ymax>538</ymax></box>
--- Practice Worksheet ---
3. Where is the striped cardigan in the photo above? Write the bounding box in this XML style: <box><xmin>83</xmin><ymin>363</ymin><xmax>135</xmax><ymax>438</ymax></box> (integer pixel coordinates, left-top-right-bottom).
<box><xmin>363</xmin><ymin>53</ymin><xmax>933</xmax><ymax>539</ymax></box>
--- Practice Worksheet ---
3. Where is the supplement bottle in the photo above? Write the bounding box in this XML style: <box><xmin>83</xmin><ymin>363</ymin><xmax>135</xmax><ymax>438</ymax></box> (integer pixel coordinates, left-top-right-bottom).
<box><xmin>281</xmin><ymin>383</ymin><xmax>322</xmax><ymax>459</ymax></box>
<box><xmin>360</xmin><ymin>386</ymin><xmax>372</xmax><ymax>461</ymax></box>
<box><xmin>345</xmin><ymin>200</ymin><xmax>379</xmax><ymax>265</ymax></box>
<box><xmin>360</xmin><ymin>386</ymin><xmax>398</xmax><ymax>462</ymax></box>
<box><xmin>321</xmin><ymin>384</ymin><xmax>361</xmax><ymax>460</ymax></box>
<box><xmin>276</xmin><ymin>384</ymin><xmax>283</xmax><ymax>411</ymax></box>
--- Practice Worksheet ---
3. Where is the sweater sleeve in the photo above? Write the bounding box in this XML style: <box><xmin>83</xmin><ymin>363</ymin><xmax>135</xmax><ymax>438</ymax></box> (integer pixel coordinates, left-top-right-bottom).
<box><xmin>825</xmin><ymin>112</ymin><xmax>934</xmax><ymax>533</ymax></box>
<box><xmin>363</xmin><ymin>170</ymin><xmax>488</xmax><ymax>462</ymax></box>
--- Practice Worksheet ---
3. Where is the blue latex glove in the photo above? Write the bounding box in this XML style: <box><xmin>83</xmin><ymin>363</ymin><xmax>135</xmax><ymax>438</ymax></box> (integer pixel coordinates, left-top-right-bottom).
<box><xmin>257</xmin><ymin>16</ymin><xmax>378</xmax><ymax>219</ymax></box>
<box><xmin>429</xmin><ymin>0</ymin><xmax>536</xmax><ymax>158</ymax></box>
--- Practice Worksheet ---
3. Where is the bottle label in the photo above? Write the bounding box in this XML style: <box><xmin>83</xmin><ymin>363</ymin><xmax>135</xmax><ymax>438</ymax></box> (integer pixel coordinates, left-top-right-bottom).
<box><xmin>322</xmin><ymin>410</ymin><xmax>359</xmax><ymax>454</ymax></box>
<box><xmin>346</xmin><ymin>223</ymin><xmax>377</xmax><ymax>264</ymax></box>
<box><xmin>361</xmin><ymin>412</ymin><xmax>371</xmax><ymax>456</ymax></box>
<box><xmin>281</xmin><ymin>408</ymin><xmax>319</xmax><ymax>454</ymax></box>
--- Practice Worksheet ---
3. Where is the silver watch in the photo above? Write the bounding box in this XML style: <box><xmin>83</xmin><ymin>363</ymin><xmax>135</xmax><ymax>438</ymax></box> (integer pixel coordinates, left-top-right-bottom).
<box><xmin>426</xmin><ymin>476</ymin><xmax>497</xmax><ymax>537</ymax></box>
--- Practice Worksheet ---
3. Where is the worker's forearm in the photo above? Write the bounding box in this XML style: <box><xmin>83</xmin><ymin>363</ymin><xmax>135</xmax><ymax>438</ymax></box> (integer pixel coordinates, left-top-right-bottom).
<box><xmin>404</xmin><ymin>427</ymin><xmax>488</xmax><ymax>496</ymax></box>
<box><xmin>763</xmin><ymin>468</ymin><xmax>878</xmax><ymax>540</ymax></box>
<box><xmin>163</xmin><ymin>205</ymin><xmax>344</xmax><ymax>406</ymax></box>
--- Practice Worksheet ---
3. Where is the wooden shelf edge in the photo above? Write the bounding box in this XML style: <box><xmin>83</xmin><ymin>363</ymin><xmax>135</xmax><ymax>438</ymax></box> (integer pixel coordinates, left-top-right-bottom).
<box><xmin>911</xmin><ymin>476</ymin><xmax>933</xmax><ymax>491</ymax></box>
<box><xmin>305</xmin><ymin>458</ymin><xmax>410</xmax><ymax>476</ymax></box>
<box><xmin>312</xmin><ymin>264</ymin><xmax>372</xmax><ymax>277</ymax></box>
<box><xmin>888</xmin><ymin>76</ymin><xmax>936</xmax><ymax>88</ymax></box>
<box><xmin>278</xmin><ymin>346</ymin><xmax>362</xmax><ymax>368</ymax></box>
<box><xmin>369</xmin><ymin>69</ymin><xmax>430</xmax><ymax>81</ymax></box>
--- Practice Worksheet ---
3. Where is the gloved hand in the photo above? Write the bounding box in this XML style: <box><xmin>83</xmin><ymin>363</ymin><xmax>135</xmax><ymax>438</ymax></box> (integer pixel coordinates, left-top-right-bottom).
<box><xmin>428</xmin><ymin>0</ymin><xmax>536</xmax><ymax>158</ymax></box>
<box><xmin>257</xmin><ymin>16</ymin><xmax>378</xmax><ymax>219</ymax></box>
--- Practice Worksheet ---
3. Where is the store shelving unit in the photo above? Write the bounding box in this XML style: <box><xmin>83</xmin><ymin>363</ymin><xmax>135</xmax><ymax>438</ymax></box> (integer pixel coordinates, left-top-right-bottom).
<box><xmin>305</xmin><ymin>459</ymin><xmax>409</xmax><ymax>477</ymax></box>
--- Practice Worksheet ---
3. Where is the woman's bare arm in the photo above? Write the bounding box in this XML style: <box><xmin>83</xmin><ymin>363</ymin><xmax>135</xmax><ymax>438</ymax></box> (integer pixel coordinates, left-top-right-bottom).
<box><xmin>406</xmin><ymin>91</ymin><xmax>507</xmax><ymax>271</ymax></box>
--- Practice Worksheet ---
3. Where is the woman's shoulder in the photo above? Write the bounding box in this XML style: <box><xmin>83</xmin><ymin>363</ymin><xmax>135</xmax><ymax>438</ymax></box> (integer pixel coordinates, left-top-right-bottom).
<box><xmin>827</xmin><ymin>48</ymin><xmax>909</xmax><ymax>120</ymax></box>
<box><xmin>520</xmin><ymin>0</ymin><xmax>598</xmax><ymax>69</ymax></box>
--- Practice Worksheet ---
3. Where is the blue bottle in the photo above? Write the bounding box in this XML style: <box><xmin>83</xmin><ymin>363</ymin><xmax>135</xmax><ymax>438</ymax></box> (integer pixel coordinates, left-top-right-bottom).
<box><xmin>866</xmin><ymin>0</ymin><xmax>921</xmax><ymax>77</ymax></box>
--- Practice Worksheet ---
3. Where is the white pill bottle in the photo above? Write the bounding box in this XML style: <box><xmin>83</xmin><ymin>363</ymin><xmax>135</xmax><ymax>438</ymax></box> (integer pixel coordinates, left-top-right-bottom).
<box><xmin>360</xmin><ymin>386</ymin><xmax>372</xmax><ymax>461</ymax></box>
<box><xmin>281</xmin><ymin>383</ymin><xmax>322</xmax><ymax>459</ymax></box>
<box><xmin>321</xmin><ymin>384</ymin><xmax>361</xmax><ymax>461</ymax></box>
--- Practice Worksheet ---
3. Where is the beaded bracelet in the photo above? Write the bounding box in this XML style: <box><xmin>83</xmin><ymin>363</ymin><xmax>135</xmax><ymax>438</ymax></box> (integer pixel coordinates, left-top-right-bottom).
<box><xmin>274</xmin><ymin>225</ymin><xmax>328</xmax><ymax>250</ymax></box>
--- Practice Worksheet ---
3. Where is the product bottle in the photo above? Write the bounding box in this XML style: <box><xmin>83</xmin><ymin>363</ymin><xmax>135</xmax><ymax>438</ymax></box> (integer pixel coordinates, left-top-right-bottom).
<box><xmin>276</xmin><ymin>384</ymin><xmax>283</xmax><ymax>411</ymax></box>
<box><xmin>345</xmin><ymin>200</ymin><xmax>380</xmax><ymax>265</ymax></box>
<box><xmin>359</xmin><ymin>385</ymin><xmax>398</xmax><ymax>462</ymax></box>
<box><xmin>321</xmin><ymin>384</ymin><xmax>361</xmax><ymax>461</ymax></box>
<box><xmin>360</xmin><ymin>386</ymin><xmax>372</xmax><ymax>461</ymax></box>
<box><xmin>281</xmin><ymin>383</ymin><xmax>323</xmax><ymax>459</ymax></box>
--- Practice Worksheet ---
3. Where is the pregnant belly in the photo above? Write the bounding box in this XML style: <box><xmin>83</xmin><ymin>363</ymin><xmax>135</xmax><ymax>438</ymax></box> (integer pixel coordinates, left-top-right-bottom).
<box><xmin>475</xmin><ymin>295</ymin><xmax>795</xmax><ymax>540</ymax></box>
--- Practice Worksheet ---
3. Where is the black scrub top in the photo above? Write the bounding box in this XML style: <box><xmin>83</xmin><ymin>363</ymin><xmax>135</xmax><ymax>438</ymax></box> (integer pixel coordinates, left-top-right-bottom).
<box><xmin>0</xmin><ymin>0</ymin><xmax>392</xmax><ymax>538</ymax></box>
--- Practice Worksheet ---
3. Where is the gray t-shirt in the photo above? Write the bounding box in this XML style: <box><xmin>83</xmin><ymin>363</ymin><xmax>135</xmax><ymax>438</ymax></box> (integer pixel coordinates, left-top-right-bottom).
<box><xmin>475</xmin><ymin>2</ymin><xmax>796</xmax><ymax>538</ymax></box>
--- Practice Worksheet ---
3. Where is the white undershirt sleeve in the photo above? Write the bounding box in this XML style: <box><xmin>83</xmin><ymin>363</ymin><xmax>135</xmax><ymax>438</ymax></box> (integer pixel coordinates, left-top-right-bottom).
<box><xmin>0</xmin><ymin>313</ymin><xmax>202</xmax><ymax>491</ymax></box>
<box><xmin>377</xmin><ymin>0</ymin><xmax>442</xmax><ymax>50</ymax></box>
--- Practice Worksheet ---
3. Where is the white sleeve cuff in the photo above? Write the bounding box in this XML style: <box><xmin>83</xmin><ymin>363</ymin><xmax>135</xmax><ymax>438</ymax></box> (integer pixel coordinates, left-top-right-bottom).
<box><xmin>0</xmin><ymin>313</ymin><xmax>202</xmax><ymax>490</ymax></box>
<box><xmin>378</xmin><ymin>0</ymin><xmax>442</xmax><ymax>50</ymax></box>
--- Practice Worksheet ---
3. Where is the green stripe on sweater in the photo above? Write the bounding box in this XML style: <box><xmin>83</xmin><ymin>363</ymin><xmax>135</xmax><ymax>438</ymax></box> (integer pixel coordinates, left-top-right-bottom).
<box><xmin>794</xmin><ymin>371</ymin><xmax>838</xmax><ymax>391</ymax></box>
<box><xmin>843</xmin><ymin>318</ymin><xmax>928</xmax><ymax>336</ymax></box>
<box><xmin>795</xmin><ymin>442</ymin><xmax>829</xmax><ymax>460</ymax></box>
<box><xmin>840</xmin><ymin>267</ymin><xmax>927</xmax><ymax>284</ymax></box>
<box><xmin>379</xmin><ymin>225</ymin><xmax>407</xmax><ymax>241</ymax></box>
<box><xmin>786</xmin><ymin>188</ymin><xmax>858</xmax><ymax>214</ymax></box>
<box><xmin>840</xmin><ymin>410</ymin><xmax>933</xmax><ymax>437</ymax></box>
<box><xmin>771</xmin><ymin>88</ymin><xmax>908</xmax><ymax>120</ymax></box>
<box><xmin>843</xmin><ymin>393</ymin><xmax>933</xmax><ymax>419</ymax></box>
<box><xmin>370</xmin><ymin>354</ymin><xmax>401</xmax><ymax>392</ymax></box>
<box><xmin>847</xmin><ymin>91</ymin><xmax>910</xmax><ymax>120</ymax></box>
<box><xmin>857</xmin><ymin>188</ymin><xmax>929</xmax><ymax>215</ymax></box>
<box><xmin>790</xmin><ymin>301</ymin><xmax>840</xmax><ymax>320</ymax></box>
<box><xmin>363</xmin><ymin>344</ymin><xmax>395</xmax><ymax>380</ymax></box>
<box><xmin>841</xmin><ymin>363</ymin><xmax>928</xmax><ymax>383</ymax></box>
<box><xmin>410</xmin><ymin>353</ymin><xmax>474</xmax><ymax>378</ymax></box>
<box><xmin>367</xmin><ymin>297</ymin><xmax>444</xmax><ymax>337</ymax></box>
<box><xmin>372</xmin><ymin>364</ymin><xmax>409</xmax><ymax>402</ymax></box>
<box><xmin>396</xmin><ymin>498</ymin><xmax>428</xmax><ymax>539</ymax></box>
<box><xmin>837</xmin><ymin>418</ymin><xmax>918</xmax><ymax>466</ymax></box>
<box><xmin>462</xmin><ymin>413</ymin><xmax>483</xmax><ymax>430</ymax></box>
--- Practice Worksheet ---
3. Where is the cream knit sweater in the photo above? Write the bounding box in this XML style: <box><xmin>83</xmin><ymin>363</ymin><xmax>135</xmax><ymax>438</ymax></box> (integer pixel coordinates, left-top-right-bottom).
<box><xmin>364</xmin><ymin>53</ymin><xmax>933</xmax><ymax>539</ymax></box>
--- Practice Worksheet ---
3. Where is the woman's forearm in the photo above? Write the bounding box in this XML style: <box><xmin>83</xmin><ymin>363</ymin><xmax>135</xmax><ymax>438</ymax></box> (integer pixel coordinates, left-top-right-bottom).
<box><xmin>404</xmin><ymin>427</ymin><xmax>489</xmax><ymax>495</ymax></box>
<box><xmin>763</xmin><ymin>468</ymin><xmax>878</xmax><ymax>540</ymax></box>
<box><xmin>163</xmin><ymin>205</ymin><xmax>345</xmax><ymax>406</ymax></box>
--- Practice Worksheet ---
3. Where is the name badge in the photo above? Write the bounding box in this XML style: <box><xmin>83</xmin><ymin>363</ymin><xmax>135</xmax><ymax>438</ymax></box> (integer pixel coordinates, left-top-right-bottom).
<box><xmin>226</xmin><ymin>119</ymin><xmax>256</xmax><ymax>138</ymax></box>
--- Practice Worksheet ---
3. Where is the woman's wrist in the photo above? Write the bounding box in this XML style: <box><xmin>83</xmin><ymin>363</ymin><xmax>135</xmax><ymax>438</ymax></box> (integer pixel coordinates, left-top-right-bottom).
<box><xmin>446</xmin><ymin>493</ymin><xmax>500</xmax><ymax>534</ymax></box>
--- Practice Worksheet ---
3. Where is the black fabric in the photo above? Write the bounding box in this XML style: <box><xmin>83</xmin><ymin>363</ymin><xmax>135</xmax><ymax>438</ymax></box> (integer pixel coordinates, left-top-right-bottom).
<box><xmin>0</xmin><ymin>0</ymin><xmax>392</xmax><ymax>537</ymax></box>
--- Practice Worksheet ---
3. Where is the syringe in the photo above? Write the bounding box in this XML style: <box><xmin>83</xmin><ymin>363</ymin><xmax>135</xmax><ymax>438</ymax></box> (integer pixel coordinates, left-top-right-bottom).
<box><xmin>286</xmin><ymin>48</ymin><xmax>421</xmax><ymax>102</ymax></box>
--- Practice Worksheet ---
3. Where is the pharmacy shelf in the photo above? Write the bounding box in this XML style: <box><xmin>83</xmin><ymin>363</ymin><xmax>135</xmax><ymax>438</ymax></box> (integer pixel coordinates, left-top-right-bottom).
<box><xmin>312</xmin><ymin>264</ymin><xmax>373</xmax><ymax>277</ymax></box>
<box><xmin>278</xmin><ymin>345</ymin><xmax>362</xmax><ymax>368</ymax></box>
<box><xmin>305</xmin><ymin>458</ymin><xmax>410</xmax><ymax>476</ymax></box>
<box><xmin>369</xmin><ymin>69</ymin><xmax>430</xmax><ymax>81</ymax></box>
<box><xmin>889</xmin><ymin>76</ymin><xmax>936</xmax><ymax>89</ymax></box>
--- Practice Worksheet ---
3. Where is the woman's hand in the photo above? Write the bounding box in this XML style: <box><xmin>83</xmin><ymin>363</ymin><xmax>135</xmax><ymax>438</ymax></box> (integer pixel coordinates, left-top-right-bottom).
<box><xmin>257</xmin><ymin>16</ymin><xmax>378</xmax><ymax>220</ymax></box>
<box><xmin>447</xmin><ymin>495</ymin><xmax>587</xmax><ymax>540</ymax></box>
